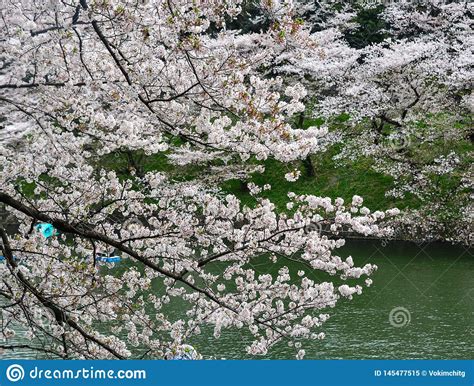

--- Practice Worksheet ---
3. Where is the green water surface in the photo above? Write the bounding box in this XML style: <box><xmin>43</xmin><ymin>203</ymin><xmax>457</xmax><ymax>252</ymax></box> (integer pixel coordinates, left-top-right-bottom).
<box><xmin>2</xmin><ymin>240</ymin><xmax>473</xmax><ymax>359</ymax></box>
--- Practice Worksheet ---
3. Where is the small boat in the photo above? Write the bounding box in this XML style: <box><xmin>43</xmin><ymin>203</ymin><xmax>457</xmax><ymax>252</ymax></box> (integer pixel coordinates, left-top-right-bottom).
<box><xmin>165</xmin><ymin>344</ymin><xmax>200</xmax><ymax>360</ymax></box>
<box><xmin>93</xmin><ymin>252</ymin><xmax>122</xmax><ymax>264</ymax></box>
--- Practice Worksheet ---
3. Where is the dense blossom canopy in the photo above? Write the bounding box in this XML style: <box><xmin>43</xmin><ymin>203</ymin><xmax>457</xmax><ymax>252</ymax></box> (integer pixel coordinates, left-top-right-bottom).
<box><xmin>277</xmin><ymin>1</ymin><xmax>473</xmax><ymax>243</ymax></box>
<box><xmin>0</xmin><ymin>0</ymin><xmax>470</xmax><ymax>359</ymax></box>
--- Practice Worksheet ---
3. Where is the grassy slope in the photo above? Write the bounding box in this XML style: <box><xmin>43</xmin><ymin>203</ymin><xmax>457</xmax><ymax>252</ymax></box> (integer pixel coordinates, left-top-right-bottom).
<box><xmin>221</xmin><ymin>151</ymin><xmax>418</xmax><ymax>213</ymax></box>
<box><xmin>99</xmin><ymin>145</ymin><xmax>415</xmax><ymax>213</ymax></box>
<box><xmin>90</xmin><ymin>115</ymin><xmax>472</xmax><ymax>217</ymax></box>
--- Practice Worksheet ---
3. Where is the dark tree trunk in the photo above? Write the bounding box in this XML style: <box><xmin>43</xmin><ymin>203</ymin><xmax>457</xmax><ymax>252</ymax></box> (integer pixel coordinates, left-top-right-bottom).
<box><xmin>297</xmin><ymin>112</ymin><xmax>316</xmax><ymax>177</ymax></box>
<box><xmin>239</xmin><ymin>180</ymin><xmax>249</xmax><ymax>193</ymax></box>
<box><xmin>302</xmin><ymin>156</ymin><xmax>316</xmax><ymax>177</ymax></box>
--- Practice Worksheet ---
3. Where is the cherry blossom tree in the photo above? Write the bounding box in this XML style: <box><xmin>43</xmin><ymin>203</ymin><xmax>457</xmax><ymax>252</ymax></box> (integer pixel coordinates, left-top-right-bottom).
<box><xmin>0</xmin><ymin>0</ymin><xmax>400</xmax><ymax>359</ymax></box>
<box><xmin>278</xmin><ymin>0</ymin><xmax>473</xmax><ymax>244</ymax></box>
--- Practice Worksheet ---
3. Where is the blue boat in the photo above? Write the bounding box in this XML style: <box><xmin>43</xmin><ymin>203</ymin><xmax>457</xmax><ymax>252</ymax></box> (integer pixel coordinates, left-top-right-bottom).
<box><xmin>94</xmin><ymin>252</ymin><xmax>121</xmax><ymax>264</ymax></box>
